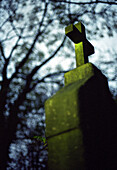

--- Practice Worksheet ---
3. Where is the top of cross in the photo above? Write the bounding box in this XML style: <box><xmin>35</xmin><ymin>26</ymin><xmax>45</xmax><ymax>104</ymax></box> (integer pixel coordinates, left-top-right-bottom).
<box><xmin>65</xmin><ymin>22</ymin><xmax>94</xmax><ymax>67</ymax></box>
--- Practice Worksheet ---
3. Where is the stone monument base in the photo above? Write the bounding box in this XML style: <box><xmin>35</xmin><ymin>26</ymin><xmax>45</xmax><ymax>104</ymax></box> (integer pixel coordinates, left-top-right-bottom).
<box><xmin>45</xmin><ymin>63</ymin><xmax>117</xmax><ymax>170</ymax></box>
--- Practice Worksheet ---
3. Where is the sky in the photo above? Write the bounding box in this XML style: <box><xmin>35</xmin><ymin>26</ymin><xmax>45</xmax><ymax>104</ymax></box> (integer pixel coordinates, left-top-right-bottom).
<box><xmin>43</xmin><ymin>27</ymin><xmax>117</xmax><ymax>95</ymax></box>
<box><xmin>1</xmin><ymin>0</ymin><xmax>117</xmax><ymax>96</ymax></box>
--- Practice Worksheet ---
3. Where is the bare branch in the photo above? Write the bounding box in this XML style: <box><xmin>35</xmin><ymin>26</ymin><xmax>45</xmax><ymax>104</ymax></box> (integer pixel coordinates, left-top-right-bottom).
<box><xmin>9</xmin><ymin>21</ymin><xmax>20</xmax><ymax>37</ymax></box>
<box><xmin>29</xmin><ymin>70</ymin><xmax>69</xmax><ymax>91</ymax></box>
<box><xmin>26</xmin><ymin>36</ymin><xmax>66</xmax><ymax>82</ymax></box>
<box><xmin>37</xmin><ymin>36</ymin><xmax>66</xmax><ymax>69</ymax></box>
<box><xmin>8</xmin><ymin>35</ymin><xmax>21</xmax><ymax>60</ymax></box>
<box><xmin>68</xmin><ymin>0</ymin><xmax>72</xmax><ymax>22</ymax></box>
<box><xmin>9</xmin><ymin>1</ymin><xmax>48</xmax><ymax>82</ymax></box>
<box><xmin>13</xmin><ymin>36</ymin><xmax>66</xmax><ymax>96</ymax></box>
<box><xmin>42</xmin><ymin>71</ymin><xmax>68</xmax><ymax>79</ymax></box>
<box><xmin>1</xmin><ymin>35</ymin><xmax>18</xmax><ymax>43</ymax></box>
<box><xmin>7</xmin><ymin>1</ymin><xmax>49</xmax><ymax>111</ymax></box>
<box><xmin>0</xmin><ymin>42</ymin><xmax>6</xmax><ymax>60</ymax></box>
<box><xmin>0</xmin><ymin>34</ymin><xmax>22</xmax><ymax>83</ymax></box>
<box><xmin>0</xmin><ymin>17</ymin><xmax>9</xmax><ymax>29</ymax></box>
<box><xmin>7</xmin><ymin>7</ymin><xmax>20</xmax><ymax>37</ymax></box>
<box><xmin>50</xmin><ymin>0</ymin><xmax>117</xmax><ymax>5</ymax></box>
<box><xmin>38</xmin><ymin>1</ymin><xmax>49</xmax><ymax>33</ymax></box>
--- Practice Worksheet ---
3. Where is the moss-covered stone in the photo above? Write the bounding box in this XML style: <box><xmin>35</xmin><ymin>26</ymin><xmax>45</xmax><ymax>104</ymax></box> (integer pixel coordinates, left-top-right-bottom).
<box><xmin>65</xmin><ymin>22</ymin><xmax>86</xmax><ymax>44</ymax></box>
<box><xmin>64</xmin><ymin>62</ymin><xmax>94</xmax><ymax>86</ymax></box>
<box><xmin>47</xmin><ymin>129</ymin><xmax>85</xmax><ymax>170</ymax></box>
<box><xmin>45</xmin><ymin>62</ymin><xmax>117</xmax><ymax>169</ymax></box>
<box><xmin>45</xmin><ymin>64</ymin><xmax>100</xmax><ymax>138</ymax></box>
<box><xmin>45</xmin><ymin>77</ymin><xmax>90</xmax><ymax>138</ymax></box>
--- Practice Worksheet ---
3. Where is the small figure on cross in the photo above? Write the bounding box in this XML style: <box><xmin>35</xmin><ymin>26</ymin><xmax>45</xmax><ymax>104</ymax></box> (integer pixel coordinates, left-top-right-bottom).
<box><xmin>65</xmin><ymin>22</ymin><xmax>94</xmax><ymax>67</ymax></box>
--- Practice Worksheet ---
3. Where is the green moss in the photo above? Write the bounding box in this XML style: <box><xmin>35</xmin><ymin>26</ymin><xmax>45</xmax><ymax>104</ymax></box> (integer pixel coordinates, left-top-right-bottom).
<box><xmin>65</xmin><ymin>24</ymin><xmax>73</xmax><ymax>35</ymax></box>
<box><xmin>48</xmin><ymin>129</ymin><xmax>85</xmax><ymax>170</ymax></box>
<box><xmin>74</xmin><ymin>22</ymin><xmax>82</xmax><ymax>33</ymax></box>
<box><xmin>75</xmin><ymin>42</ymin><xmax>85</xmax><ymax>67</ymax></box>
<box><xmin>64</xmin><ymin>63</ymin><xmax>94</xmax><ymax>86</ymax></box>
<box><xmin>45</xmin><ymin>75</ymin><xmax>93</xmax><ymax>138</ymax></box>
<box><xmin>45</xmin><ymin>61</ymin><xmax>117</xmax><ymax>169</ymax></box>
<box><xmin>45</xmin><ymin>63</ymin><xmax>97</xmax><ymax>138</ymax></box>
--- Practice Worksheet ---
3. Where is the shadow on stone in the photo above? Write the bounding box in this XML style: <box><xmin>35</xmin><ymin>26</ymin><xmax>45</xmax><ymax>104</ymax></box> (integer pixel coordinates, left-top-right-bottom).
<box><xmin>78</xmin><ymin>68</ymin><xmax>117</xmax><ymax>169</ymax></box>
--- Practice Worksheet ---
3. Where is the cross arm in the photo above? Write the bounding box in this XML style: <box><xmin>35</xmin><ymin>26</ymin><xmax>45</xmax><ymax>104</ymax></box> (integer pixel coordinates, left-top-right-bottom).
<box><xmin>65</xmin><ymin>22</ymin><xmax>86</xmax><ymax>43</ymax></box>
<box><xmin>65</xmin><ymin>22</ymin><xmax>95</xmax><ymax>67</ymax></box>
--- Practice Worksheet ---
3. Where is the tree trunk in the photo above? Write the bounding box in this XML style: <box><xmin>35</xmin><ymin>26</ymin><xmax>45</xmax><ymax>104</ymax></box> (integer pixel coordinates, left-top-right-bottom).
<box><xmin>0</xmin><ymin>110</ymin><xmax>19</xmax><ymax>169</ymax></box>
<box><xmin>0</xmin><ymin>116</ymin><xmax>8</xmax><ymax>170</ymax></box>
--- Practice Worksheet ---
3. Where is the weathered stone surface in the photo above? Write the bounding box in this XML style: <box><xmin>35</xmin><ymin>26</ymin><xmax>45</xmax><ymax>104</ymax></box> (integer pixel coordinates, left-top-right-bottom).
<box><xmin>45</xmin><ymin>78</ymin><xmax>83</xmax><ymax>138</ymax></box>
<box><xmin>65</xmin><ymin>22</ymin><xmax>86</xmax><ymax>44</ymax></box>
<box><xmin>47</xmin><ymin>129</ymin><xmax>85</xmax><ymax>170</ymax></box>
<box><xmin>65</xmin><ymin>22</ymin><xmax>94</xmax><ymax>67</ymax></box>
<box><xmin>45</xmin><ymin>22</ymin><xmax>117</xmax><ymax>169</ymax></box>
<box><xmin>64</xmin><ymin>62</ymin><xmax>94</xmax><ymax>86</ymax></box>
<box><xmin>45</xmin><ymin>63</ymin><xmax>99</xmax><ymax>138</ymax></box>
<box><xmin>75</xmin><ymin>41</ymin><xmax>94</xmax><ymax>67</ymax></box>
<box><xmin>45</xmin><ymin>63</ymin><xmax>117</xmax><ymax>169</ymax></box>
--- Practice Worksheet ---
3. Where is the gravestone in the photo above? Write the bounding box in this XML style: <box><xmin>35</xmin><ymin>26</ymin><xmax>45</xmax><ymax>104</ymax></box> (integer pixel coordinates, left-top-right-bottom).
<box><xmin>45</xmin><ymin>22</ymin><xmax>117</xmax><ymax>170</ymax></box>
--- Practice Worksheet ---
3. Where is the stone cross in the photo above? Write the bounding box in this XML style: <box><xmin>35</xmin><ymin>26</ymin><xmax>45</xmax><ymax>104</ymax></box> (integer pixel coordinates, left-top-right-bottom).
<box><xmin>65</xmin><ymin>22</ymin><xmax>94</xmax><ymax>67</ymax></box>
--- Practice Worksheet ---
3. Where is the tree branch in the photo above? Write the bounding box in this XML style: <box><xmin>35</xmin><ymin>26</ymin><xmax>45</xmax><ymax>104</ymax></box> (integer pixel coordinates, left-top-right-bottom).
<box><xmin>8</xmin><ymin>35</ymin><xmax>21</xmax><ymax>60</ymax></box>
<box><xmin>0</xmin><ymin>17</ymin><xmax>9</xmax><ymax>30</ymax></box>
<box><xmin>8</xmin><ymin>1</ymin><xmax>49</xmax><ymax>112</ymax></box>
<box><xmin>38</xmin><ymin>1</ymin><xmax>49</xmax><ymax>33</ymax></box>
<box><xmin>11</xmin><ymin>36</ymin><xmax>66</xmax><ymax>100</ymax></box>
<box><xmin>26</xmin><ymin>36</ymin><xmax>66</xmax><ymax>82</ymax></box>
<box><xmin>29</xmin><ymin>70</ymin><xmax>69</xmax><ymax>92</ymax></box>
<box><xmin>0</xmin><ymin>35</ymin><xmax>22</xmax><ymax>83</ymax></box>
<box><xmin>37</xmin><ymin>36</ymin><xmax>66</xmax><ymax>69</ymax></box>
<box><xmin>1</xmin><ymin>35</ymin><xmax>18</xmax><ymax>43</ymax></box>
<box><xmin>0</xmin><ymin>42</ymin><xmax>6</xmax><ymax>61</ymax></box>
<box><xmin>9</xmin><ymin>21</ymin><xmax>20</xmax><ymax>37</ymax></box>
<box><xmin>9</xmin><ymin>1</ymin><xmax>48</xmax><ymax>82</ymax></box>
<box><xmin>13</xmin><ymin>35</ymin><xmax>67</xmax><ymax>97</ymax></box>
<box><xmin>51</xmin><ymin>0</ymin><xmax>117</xmax><ymax>5</ymax></box>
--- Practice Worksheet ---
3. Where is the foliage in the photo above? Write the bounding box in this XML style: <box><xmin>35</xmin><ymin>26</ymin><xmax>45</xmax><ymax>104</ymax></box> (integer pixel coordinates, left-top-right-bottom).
<box><xmin>33</xmin><ymin>136</ymin><xmax>47</xmax><ymax>149</ymax></box>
